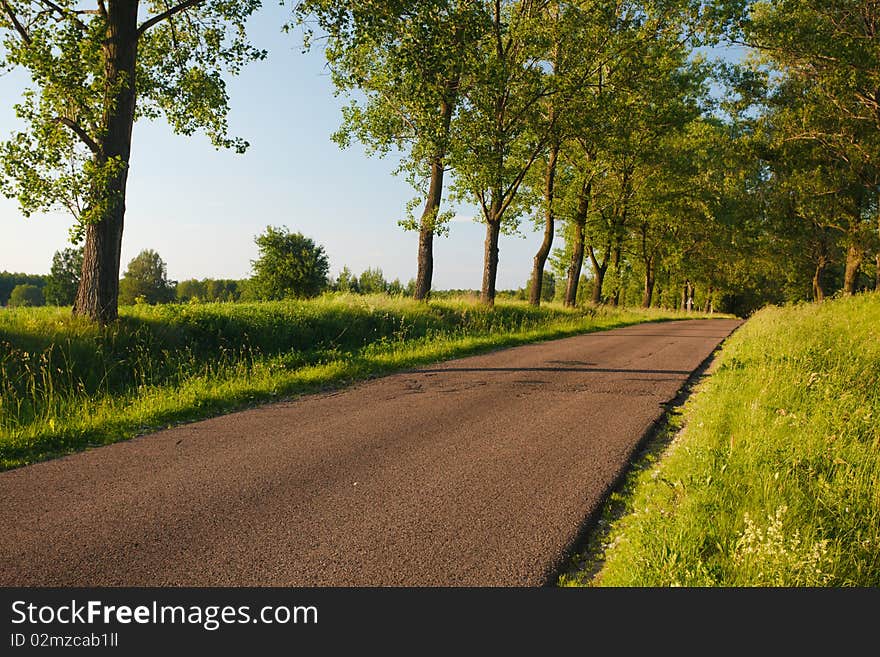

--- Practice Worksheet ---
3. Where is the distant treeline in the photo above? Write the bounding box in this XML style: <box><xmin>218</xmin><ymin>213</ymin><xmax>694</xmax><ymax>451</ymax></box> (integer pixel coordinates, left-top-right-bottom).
<box><xmin>0</xmin><ymin>272</ymin><xmax>48</xmax><ymax>306</ymax></box>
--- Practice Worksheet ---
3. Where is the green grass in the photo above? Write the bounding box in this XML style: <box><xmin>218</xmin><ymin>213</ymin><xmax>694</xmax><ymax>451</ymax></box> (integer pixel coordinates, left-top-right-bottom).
<box><xmin>0</xmin><ymin>293</ymin><xmax>709</xmax><ymax>471</ymax></box>
<box><xmin>560</xmin><ymin>292</ymin><xmax>880</xmax><ymax>587</ymax></box>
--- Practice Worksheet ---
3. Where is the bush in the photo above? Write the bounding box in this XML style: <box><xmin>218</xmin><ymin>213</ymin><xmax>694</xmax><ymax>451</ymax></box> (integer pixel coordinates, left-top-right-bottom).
<box><xmin>250</xmin><ymin>226</ymin><xmax>330</xmax><ymax>300</ymax></box>
<box><xmin>119</xmin><ymin>249</ymin><xmax>175</xmax><ymax>305</ymax></box>
<box><xmin>8</xmin><ymin>284</ymin><xmax>45</xmax><ymax>307</ymax></box>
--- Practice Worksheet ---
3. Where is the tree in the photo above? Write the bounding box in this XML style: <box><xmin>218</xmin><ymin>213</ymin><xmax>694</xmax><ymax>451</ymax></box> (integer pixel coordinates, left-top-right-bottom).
<box><xmin>118</xmin><ymin>249</ymin><xmax>175</xmax><ymax>305</ymax></box>
<box><xmin>44</xmin><ymin>246</ymin><xmax>83</xmax><ymax>306</ymax></box>
<box><xmin>250</xmin><ymin>226</ymin><xmax>330</xmax><ymax>300</ymax></box>
<box><xmin>526</xmin><ymin>271</ymin><xmax>555</xmax><ymax>303</ymax></box>
<box><xmin>333</xmin><ymin>267</ymin><xmax>359</xmax><ymax>293</ymax></box>
<box><xmin>732</xmin><ymin>0</ymin><xmax>880</xmax><ymax>296</ymax></box>
<box><xmin>0</xmin><ymin>1</ymin><xmax>265</xmax><ymax>322</ymax></box>
<box><xmin>0</xmin><ymin>272</ymin><xmax>46</xmax><ymax>305</ymax></box>
<box><xmin>296</xmin><ymin>0</ymin><xmax>484</xmax><ymax>301</ymax></box>
<box><xmin>358</xmin><ymin>268</ymin><xmax>387</xmax><ymax>295</ymax></box>
<box><xmin>8</xmin><ymin>283</ymin><xmax>44</xmax><ymax>307</ymax></box>
<box><xmin>176</xmin><ymin>279</ymin><xmax>207</xmax><ymax>303</ymax></box>
<box><xmin>449</xmin><ymin>0</ymin><xmax>552</xmax><ymax>306</ymax></box>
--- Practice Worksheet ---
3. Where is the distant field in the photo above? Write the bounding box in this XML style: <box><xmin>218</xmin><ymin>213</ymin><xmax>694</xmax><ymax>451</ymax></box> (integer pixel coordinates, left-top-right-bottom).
<box><xmin>0</xmin><ymin>294</ymin><xmax>714</xmax><ymax>471</ymax></box>
<box><xmin>562</xmin><ymin>292</ymin><xmax>880</xmax><ymax>587</ymax></box>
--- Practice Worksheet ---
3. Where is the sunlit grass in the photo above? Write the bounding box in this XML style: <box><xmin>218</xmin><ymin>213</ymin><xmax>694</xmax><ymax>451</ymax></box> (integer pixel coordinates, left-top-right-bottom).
<box><xmin>560</xmin><ymin>292</ymin><xmax>880</xmax><ymax>587</ymax></box>
<box><xmin>0</xmin><ymin>294</ymin><xmax>712</xmax><ymax>471</ymax></box>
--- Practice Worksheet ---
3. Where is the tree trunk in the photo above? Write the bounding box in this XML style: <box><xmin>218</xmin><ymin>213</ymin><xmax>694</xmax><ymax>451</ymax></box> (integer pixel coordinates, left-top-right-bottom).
<box><xmin>72</xmin><ymin>1</ymin><xmax>139</xmax><ymax>323</ymax></box>
<box><xmin>641</xmin><ymin>261</ymin><xmax>654</xmax><ymax>308</ymax></box>
<box><xmin>639</xmin><ymin>223</ymin><xmax>653</xmax><ymax>308</ymax></box>
<box><xmin>564</xmin><ymin>179</ymin><xmax>591</xmax><ymax>307</ymax></box>
<box><xmin>481</xmin><ymin>196</ymin><xmax>503</xmax><ymax>306</ymax></box>
<box><xmin>528</xmin><ymin>141</ymin><xmax>559</xmax><ymax>306</ymax></box>
<box><xmin>876</xmin><ymin>252</ymin><xmax>880</xmax><ymax>291</ymax></box>
<box><xmin>609</xmin><ymin>245</ymin><xmax>621</xmax><ymax>307</ymax></box>
<box><xmin>414</xmin><ymin>91</ymin><xmax>456</xmax><ymax>301</ymax></box>
<box><xmin>587</xmin><ymin>243</ymin><xmax>609</xmax><ymax>306</ymax></box>
<box><xmin>812</xmin><ymin>257</ymin><xmax>827</xmax><ymax>302</ymax></box>
<box><xmin>843</xmin><ymin>243</ymin><xmax>862</xmax><ymax>295</ymax></box>
<box><xmin>564</xmin><ymin>222</ymin><xmax>585</xmax><ymax>307</ymax></box>
<box><xmin>413</xmin><ymin>157</ymin><xmax>446</xmax><ymax>301</ymax></box>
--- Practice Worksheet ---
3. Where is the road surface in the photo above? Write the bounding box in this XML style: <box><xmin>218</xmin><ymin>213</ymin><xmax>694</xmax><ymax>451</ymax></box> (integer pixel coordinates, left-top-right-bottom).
<box><xmin>0</xmin><ymin>318</ymin><xmax>740</xmax><ymax>586</ymax></box>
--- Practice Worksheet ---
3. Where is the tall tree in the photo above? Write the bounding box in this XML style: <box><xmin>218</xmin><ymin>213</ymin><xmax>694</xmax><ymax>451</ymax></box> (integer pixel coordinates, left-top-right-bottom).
<box><xmin>450</xmin><ymin>0</ymin><xmax>552</xmax><ymax>306</ymax></box>
<box><xmin>45</xmin><ymin>246</ymin><xmax>84</xmax><ymax>306</ymax></box>
<box><xmin>0</xmin><ymin>1</ymin><xmax>264</xmax><ymax>322</ymax></box>
<box><xmin>250</xmin><ymin>226</ymin><xmax>330</xmax><ymax>300</ymax></box>
<box><xmin>733</xmin><ymin>0</ymin><xmax>880</xmax><ymax>294</ymax></box>
<box><xmin>296</xmin><ymin>0</ymin><xmax>483</xmax><ymax>301</ymax></box>
<box><xmin>118</xmin><ymin>248</ymin><xmax>175</xmax><ymax>305</ymax></box>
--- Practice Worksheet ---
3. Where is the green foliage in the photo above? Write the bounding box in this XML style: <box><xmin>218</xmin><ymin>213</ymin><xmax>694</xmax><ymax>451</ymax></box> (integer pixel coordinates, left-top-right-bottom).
<box><xmin>7</xmin><ymin>283</ymin><xmax>44</xmax><ymax>307</ymax></box>
<box><xmin>0</xmin><ymin>1</ymin><xmax>265</xmax><ymax>225</ymax></box>
<box><xmin>295</xmin><ymin>0</ymin><xmax>484</xmax><ymax>235</ymax></box>
<box><xmin>0</xmin><ymin>271</ymin><xmax>46</xmax><ymax>306</ymax></box>
<box><xmin>332</xmin><ymin>267</ymin><xmax>359</xmax><ymax>293</ymax></box>
<box><xmin>176</xmin><ymin>278</ymin><xmax>243</xmax><ymax>303</ymax></box>
<box><xmin>44</xmin><ymin>246</ymin><xmax>83</xmax><ymax>306</ymax></box>
<box><xmin>118</xmin><ymin>249</ymin><xmax>175</xmax><ymax>306</ymax></box>
<box><xmin>565</xmin><ymin>293</ymin><xmax>880</xmax><ymax>587</ymax></box>
<box><xmin>249</xmin><ymin>226</ymin><xmax>330</xmax><ymax>300</ymax></box>
<box><xmin>358</xmin><ymin>267</ymin><xmax>387</xmax><ymax>295</ymax></box>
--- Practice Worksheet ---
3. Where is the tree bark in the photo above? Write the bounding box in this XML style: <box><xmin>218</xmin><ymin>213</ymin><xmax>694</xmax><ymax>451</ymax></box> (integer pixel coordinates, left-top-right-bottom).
<box><xmin>564</xmin><ymin>222</ymin><xmax>585</xmax><ymax>307</ymax></box>
<box><xmin>414</xmin><ymin>91</ymin><xmax>456</xmax><ymax>301</ymax></box>
<box><xmin>72</xmin><ymin>1</ymin><xmax>139</xmax><ymax>323</ymax></box>
<box><xmin>528</xmin><ymin>140</ymin><xmax>559</xmax><ymax>306</ymax></box>
<box><xmin>639</xmin><ymin>222</ymin><xmax>653</xmax><ymax>308</ymax></box>
<box><xmin>609</xmin><ymin>245</ymin><xmax>621</xmax><ymax>307</ymax></box>
<box><xmin>586</xmin><ymin>243</ymin><xmax>609</xmax><ymax>306</ymax></box>
<box><xmin>481</xmin><ymin>220</ymin><xmax>501</xmax><ymax>306</ymax></box>
<box><xmin>843</xmin><ymin>243</ymin><xmax>862</xmax><ymax>296</ymax></box>
<box><xmin>481</xmin><ymin>195</ymin><xmax>503</xmax><ymax>306</ymax></box>
<box><xmin>812</xmin><ymin>257</ymin><xmax>827</xmax><ymax>302</ymax></box>
<box><xmin>641</xmin><ymin>262</ymin><xmax>654</xmax><ymax>308</ymax></box>
<box><xmin>876</xmin><ymin>252</ymin><xmax>880</xmax><ymax>291</ymax></box>
<box><xmin>564</xmin><ymin>179</ymin><xmax>591</xmax><ymax>307</ymax></box>
<box><xmin>413</xmin><ymin>157</ymin><xmax>445</xmax><ymax>301</ymax></box>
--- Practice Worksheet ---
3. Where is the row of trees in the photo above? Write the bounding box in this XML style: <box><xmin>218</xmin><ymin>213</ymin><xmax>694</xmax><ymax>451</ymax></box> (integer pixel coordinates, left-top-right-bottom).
<box><xmin>2</xmin><ymin>225</ymin><xmax>417</xmax><ymax>307</ymax></box>
<box><xmin>2</xmin><ymin>2</ymin><xmax>878</xmax><ymax>321</ymax></box>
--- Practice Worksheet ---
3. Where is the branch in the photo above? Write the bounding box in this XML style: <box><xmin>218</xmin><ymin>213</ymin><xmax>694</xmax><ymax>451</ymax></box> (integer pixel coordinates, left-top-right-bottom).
<box><xmin>138</xmin><ymin>0</ymin><xmax>205</xmax><ymax>37</ymax></box>
<box><xmin>56</xmin><ymin>117</ymin><xmax>100</xmax><ymax>154</ymax></box>
<box><xmin>1</xmin><ymin>0</ymin><xmax>31</xmax><ymax>44</ymax></box>
<box><xmin>40</xmin><ymin>0</ymin><xmax>100</xmax><ymax>30</ymax></box>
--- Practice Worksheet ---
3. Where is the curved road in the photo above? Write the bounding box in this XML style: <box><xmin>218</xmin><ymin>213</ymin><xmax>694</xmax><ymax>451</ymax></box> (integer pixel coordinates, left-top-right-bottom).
<box><xmin>0</xmin><ymin>318</ymin><xmax>739</xmax><ymax>586</ymax></box>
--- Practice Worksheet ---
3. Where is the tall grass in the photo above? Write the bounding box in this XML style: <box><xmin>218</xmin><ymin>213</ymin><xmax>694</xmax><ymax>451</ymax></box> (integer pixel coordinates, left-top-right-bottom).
<box><xmin>561</xmin><ymin>293</ymin><xmax>880</xmax><ymax>587</ymax></box>
<box><xmin>0</xmin><ymin>294</ymin><xmax>699</xmax><ymax>471</ymax></box>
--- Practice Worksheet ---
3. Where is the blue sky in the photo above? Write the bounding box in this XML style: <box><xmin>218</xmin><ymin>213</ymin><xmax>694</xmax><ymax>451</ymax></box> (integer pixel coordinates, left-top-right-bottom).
<box><xmin>0</xmin><ymin>4</ymin><xmax>540</xmax><ymax>289</ymax></box>
<box><xmin>0</xmin><ymin>5</ymin><xmax>745</xmax><ymax>289</ymax></box>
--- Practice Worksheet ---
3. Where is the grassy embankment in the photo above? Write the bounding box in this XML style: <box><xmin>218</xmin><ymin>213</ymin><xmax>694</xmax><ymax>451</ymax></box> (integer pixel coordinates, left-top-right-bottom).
<box><xmin>1</xmin><ymin>294</ymin><xmax>708</xmax><ymax>471</ymax></box>
<box><xmin>561</xmin><ymin>292</ymin><xmax>880</xmax><ymax>587</ymax></box>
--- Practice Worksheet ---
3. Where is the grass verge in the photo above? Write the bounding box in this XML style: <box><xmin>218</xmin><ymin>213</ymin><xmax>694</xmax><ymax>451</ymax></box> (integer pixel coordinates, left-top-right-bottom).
<box><xmin>560</xmin><ymin>292</ymin><xmax>880</xmax><ymax>587</ymax></box>
<box><xmin>1</xmin><ymin>294</ymin><xmax>712</xmax><ymax>471</ymax></box>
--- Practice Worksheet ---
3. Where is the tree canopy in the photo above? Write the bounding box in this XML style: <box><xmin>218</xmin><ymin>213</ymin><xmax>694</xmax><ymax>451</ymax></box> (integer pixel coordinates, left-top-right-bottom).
<box><xmin>249</xmin><ymin>226</ymin><xmax>330</xmax><ymax>300</ymax></box>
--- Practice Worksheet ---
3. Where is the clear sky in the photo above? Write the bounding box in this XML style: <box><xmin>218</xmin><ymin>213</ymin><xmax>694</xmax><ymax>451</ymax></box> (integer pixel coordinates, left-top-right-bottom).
<box><xmin>0</xmin><ymin>4</ymin><xmax>544</xmax><ymax>290</ymax></box>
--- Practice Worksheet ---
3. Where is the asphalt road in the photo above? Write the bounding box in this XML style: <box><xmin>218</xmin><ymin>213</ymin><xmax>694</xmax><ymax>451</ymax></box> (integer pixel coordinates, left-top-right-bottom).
<box><xmin>0</xmin><ymin>318</ymin><xmax>740</xmax><ymax>586</ymax></box>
